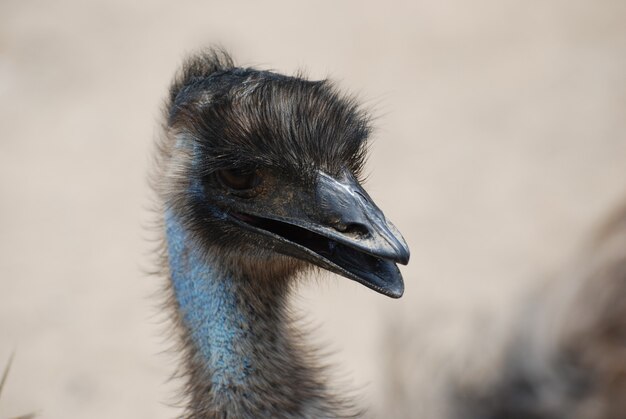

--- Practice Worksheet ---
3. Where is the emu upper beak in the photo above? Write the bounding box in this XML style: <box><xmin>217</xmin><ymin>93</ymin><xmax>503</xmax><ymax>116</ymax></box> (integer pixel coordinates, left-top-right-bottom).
<box><xmin>301</xmin><ymin>171</ymin><xmax>409</xmax><ymax>297</ymax></box>
<box><xmin>226</xmin><ymin>170</ymin><xmax>410</xmax><ymax>298</ymax></box>
<box><xmin>314</xmin><ymin>172</ymin><xmax>410</xmax><ymax>264</ymax></box>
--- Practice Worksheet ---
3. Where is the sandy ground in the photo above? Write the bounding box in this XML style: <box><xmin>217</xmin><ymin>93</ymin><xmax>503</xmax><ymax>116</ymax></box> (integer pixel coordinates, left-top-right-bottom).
<box><xmin>1</xmin><ymin>1</ymin><xmax>625</xmax><ymax>418</ymax></box>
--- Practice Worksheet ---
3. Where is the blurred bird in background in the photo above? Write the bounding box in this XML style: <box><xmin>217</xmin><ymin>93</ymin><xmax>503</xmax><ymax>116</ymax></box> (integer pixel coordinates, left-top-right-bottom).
<box><xmin>451</xmin><ymin>202</ymin><xmax>626</xmax><ymax>419</ymax></box>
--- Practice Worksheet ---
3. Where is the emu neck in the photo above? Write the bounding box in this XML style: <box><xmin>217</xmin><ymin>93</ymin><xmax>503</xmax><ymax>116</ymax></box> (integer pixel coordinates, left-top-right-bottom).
<box><xmin>166</xmin><ymin>212</ymin><xmax>255</xmax><ymax>389</ymax></box>
<box><xmin>165</xmin><ymin>210</ymin><xmax>344</xmax><ymax>417</ymax></box>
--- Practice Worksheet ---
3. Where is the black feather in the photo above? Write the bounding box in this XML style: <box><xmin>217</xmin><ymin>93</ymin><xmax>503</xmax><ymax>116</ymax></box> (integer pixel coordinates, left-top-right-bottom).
<box><xmin>166</xmin><ymin>49</ymin><xmax>370</xmax><ymax>183</ymax></box>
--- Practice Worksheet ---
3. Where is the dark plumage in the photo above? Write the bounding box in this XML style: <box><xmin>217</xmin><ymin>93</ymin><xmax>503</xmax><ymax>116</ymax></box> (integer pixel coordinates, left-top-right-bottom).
<box><xmin>153</xmin><ymin>49</ymin><xmax>409</xmax><ymax>418</ymax></box>
<box><xmin>166</xmin><ymin>51</ymin><xmax>369</xmax><ymax>179</ymax></box>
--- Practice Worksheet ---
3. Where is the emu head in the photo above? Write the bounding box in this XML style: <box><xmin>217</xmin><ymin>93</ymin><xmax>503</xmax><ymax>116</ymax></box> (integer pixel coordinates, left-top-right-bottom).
<box><xmin>161</xmin><ymin>51</ymin><xmax>409</xmax><ymax>297</ymax></box>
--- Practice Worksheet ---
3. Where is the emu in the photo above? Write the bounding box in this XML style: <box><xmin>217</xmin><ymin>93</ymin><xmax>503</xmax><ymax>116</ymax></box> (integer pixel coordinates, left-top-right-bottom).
<box><xmin>154</xmin><ymin>50</ymin><xmax>409</xmax><ymax>418</ymax></box>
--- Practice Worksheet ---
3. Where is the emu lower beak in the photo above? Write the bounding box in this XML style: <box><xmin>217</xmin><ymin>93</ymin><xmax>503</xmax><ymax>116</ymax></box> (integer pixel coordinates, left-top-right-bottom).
<box><xmin>227</xmin><ymin>170</ymin><xmax>409</xmax><ymax>298</ymax></box>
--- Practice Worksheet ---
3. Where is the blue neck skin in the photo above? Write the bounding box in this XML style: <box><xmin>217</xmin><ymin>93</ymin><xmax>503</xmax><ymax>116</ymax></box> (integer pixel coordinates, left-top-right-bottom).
<box><xmin>165</xmin><ymin>209</ymin><xmax>252</xmax><ymax>390</ymax></box>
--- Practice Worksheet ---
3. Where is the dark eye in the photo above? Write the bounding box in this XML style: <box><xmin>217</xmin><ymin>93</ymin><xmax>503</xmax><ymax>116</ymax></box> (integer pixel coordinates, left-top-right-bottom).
<box><xmin>216</xmin><ymin>168</ymin><xmax>261</xmax><ymax>191</ymax></box>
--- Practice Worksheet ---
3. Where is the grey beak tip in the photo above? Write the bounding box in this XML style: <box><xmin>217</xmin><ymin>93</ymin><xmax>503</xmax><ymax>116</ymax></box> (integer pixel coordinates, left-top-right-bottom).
<box><xmin>393</xmin><ymin>240</ymin><xmax>410</xmax><ymax>265</ymax></box>
<box><xmin>388</xmin><ymin>278</ymin><xmax>405</xmax><ymax>298</ymax></box>
<box><xmin>398</xmin><ymin>247</ymin><xmax>410</xmax><ymax>265</ymax></box>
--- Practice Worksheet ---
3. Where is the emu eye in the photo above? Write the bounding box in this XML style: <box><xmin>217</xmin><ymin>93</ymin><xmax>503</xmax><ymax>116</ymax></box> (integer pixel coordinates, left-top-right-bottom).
<box><xmin>216</xmin><ymin>168</ymin><xmax>261</xmax><ymax>191</ymax></box>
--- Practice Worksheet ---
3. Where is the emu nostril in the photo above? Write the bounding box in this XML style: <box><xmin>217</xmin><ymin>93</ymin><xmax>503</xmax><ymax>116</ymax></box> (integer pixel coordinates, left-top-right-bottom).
<box><xmin>336</xmin><ymin>222</ymin><xmax>369</xmax><ymax>239</ymax></box>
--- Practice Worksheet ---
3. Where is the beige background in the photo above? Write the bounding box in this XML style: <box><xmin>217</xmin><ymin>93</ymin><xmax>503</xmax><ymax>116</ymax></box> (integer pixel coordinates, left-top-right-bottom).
<box><xmin>1</xmin><ymin>1</ymin><xmax>625</xmax><ymax>418</ymax></box>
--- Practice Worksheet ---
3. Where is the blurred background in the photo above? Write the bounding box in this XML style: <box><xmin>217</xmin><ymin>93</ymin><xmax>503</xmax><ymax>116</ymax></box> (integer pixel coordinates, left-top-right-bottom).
<box><xmin>1</xmin><ymin>0</ymin><xmax>625</xmax><ymax>417</ymax></box>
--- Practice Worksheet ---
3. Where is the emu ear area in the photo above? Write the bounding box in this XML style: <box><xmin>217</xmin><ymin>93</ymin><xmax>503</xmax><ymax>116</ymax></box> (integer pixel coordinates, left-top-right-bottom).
<box><xmin>218</xmin><ymin>169</ymin><xmax>409</xmax><ymax>298</ymax></box>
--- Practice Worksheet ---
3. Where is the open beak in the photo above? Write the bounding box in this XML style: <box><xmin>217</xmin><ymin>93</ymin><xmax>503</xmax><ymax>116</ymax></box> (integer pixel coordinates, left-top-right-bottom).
<box><xmin>226</xmin><ymin>170</ymin><xmax>410</xmax><ymax>298</ymax></box>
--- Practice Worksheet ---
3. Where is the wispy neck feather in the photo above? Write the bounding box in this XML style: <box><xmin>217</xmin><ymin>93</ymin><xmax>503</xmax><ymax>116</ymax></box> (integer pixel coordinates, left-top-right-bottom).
<box><xmin>164</xmin><ymin>210</ymin><xmax>357</xmax><ymax>418</ymax></box>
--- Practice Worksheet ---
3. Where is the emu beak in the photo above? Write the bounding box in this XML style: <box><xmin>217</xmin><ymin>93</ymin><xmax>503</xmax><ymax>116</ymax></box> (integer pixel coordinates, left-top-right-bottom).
<box><xmin>315</xmin><ymin>172</ymin><xmax>410</xmax><ymax>264</ymax></box>
<box><xmin>226</xmin><ymin>170</ymin><xmax>409</xmax><ymax>298</ymax></box>
<box><xmin>306</xmin><ymin>171</ymin><xmax>409</xmax><ymax>297</ymax></box>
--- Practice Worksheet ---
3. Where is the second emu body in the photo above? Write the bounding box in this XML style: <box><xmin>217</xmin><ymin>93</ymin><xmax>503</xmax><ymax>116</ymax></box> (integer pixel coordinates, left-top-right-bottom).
<box><xmin>155</xmin><ymin>50</ymin><xmax>409</xmax><ymax>418</ymax></box>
